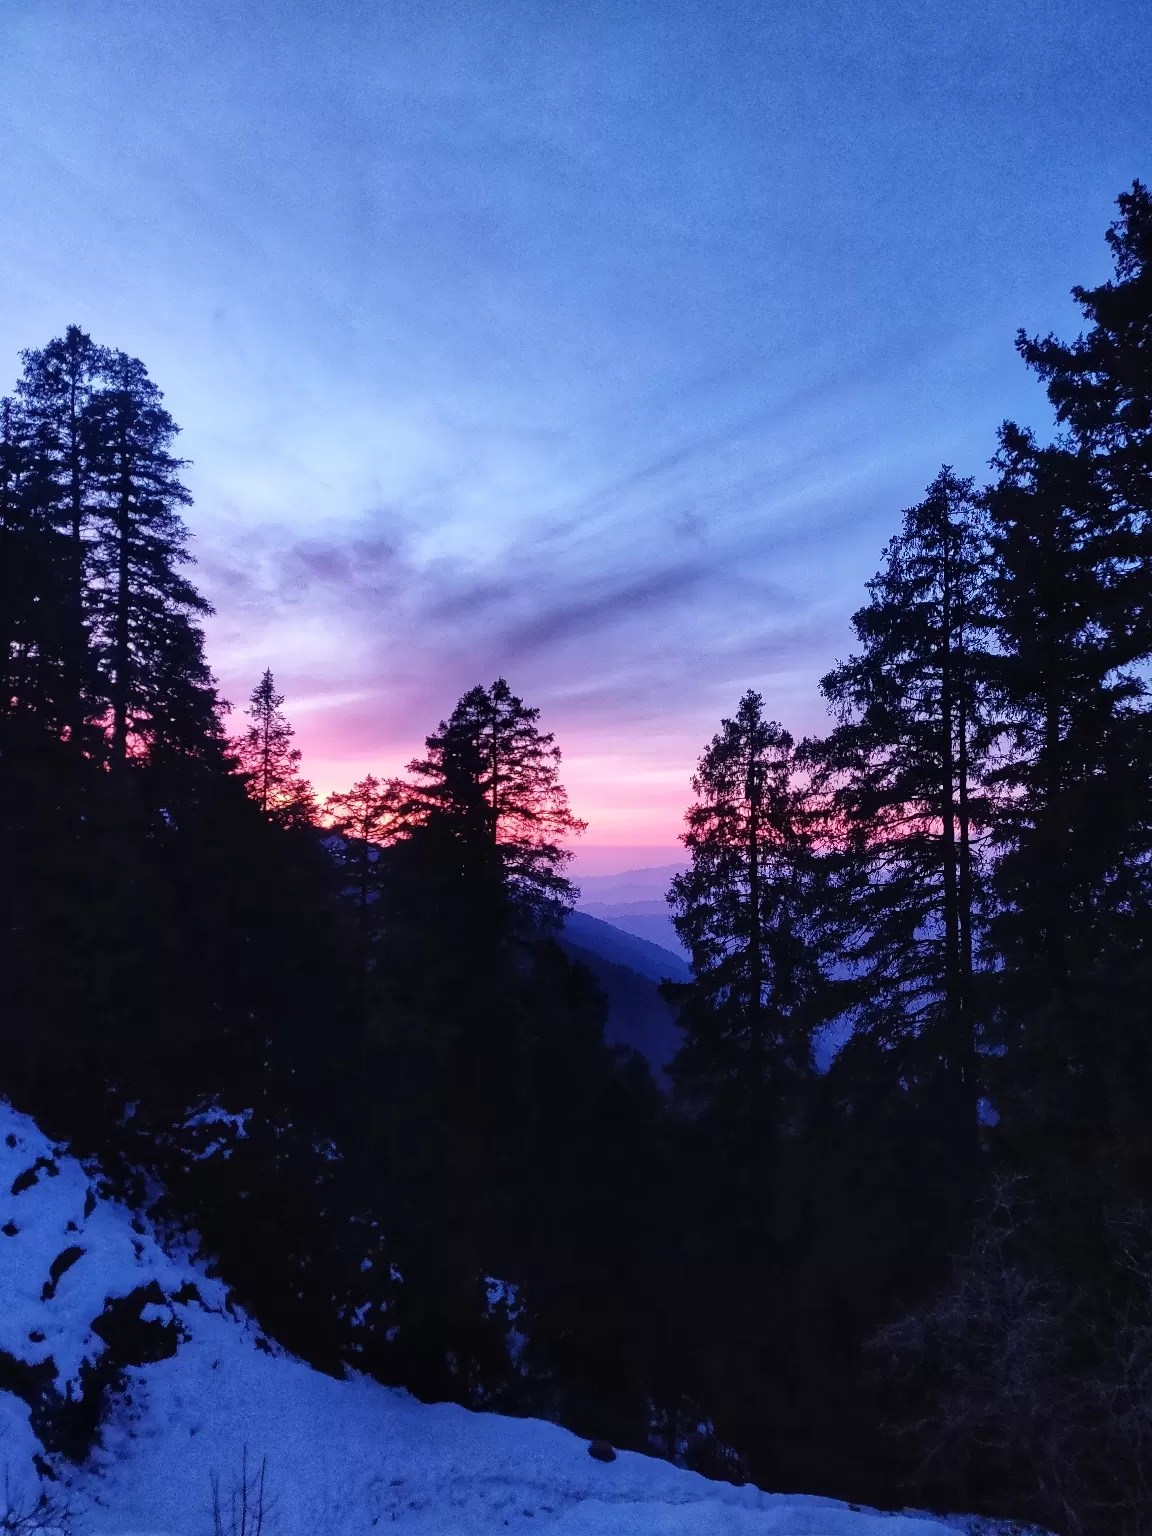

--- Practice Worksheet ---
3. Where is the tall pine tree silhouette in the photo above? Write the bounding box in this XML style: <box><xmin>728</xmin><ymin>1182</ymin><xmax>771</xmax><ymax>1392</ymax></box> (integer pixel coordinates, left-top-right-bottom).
<box><xmin>668</xmin><ymin>689</ymin><xmax>838</xmax><ymax>1113</ymax></box>
<box><xmin>406</xmin><ymin>677</ymin><xmax>586</xmax><ymax>916</ymax></box>
<box><xmin>1018</xmin><ymin>180</ymin><xmax>1152</xmax><ymax>516</ymax></box>
<box><xmin>985</xmin><ymin>183</ymin><xmax>1152</xmax><ymax>1178</ymax></box>
<box><xmin>237</xmin><ymin>669</ymin><xmax>315</xmax><ymax>823</ymax></box>
<box><xmin>0</xmin><ymin>392</ymin><xmax>50</xmax><ymax>723</ymax></box>
<box><xmin>873</xmin><ymin>191</ymin><xmax>1152</xmax><ymax>1535</ymax></box>
<box><xmin>83</xmin><ymin>348</ymin><xmax>220</xmax><ymax>770</ymax></box>
<box><xmin>984</xmin><ymin>428</ymin><xmax>1152</xmax><ymax>987</ymax></box>
<box><xmin>8</xmin><ymin>326</ymin><xmax>111</xmax><ymax>742</ymax></box>
<box><xmin>987</xmin><ymin>183</ymin><xmax>1152</xmax><ymax>995</ymax></box>
<box><xmin>820</xmin><ymin>467</ymin><xmax>990</xmax><ymax>1134</ymax></box>
<box><xmin>348</xmin><ymin>678</ymin><xmax>661</xmax><ymax>1417</ymax></box>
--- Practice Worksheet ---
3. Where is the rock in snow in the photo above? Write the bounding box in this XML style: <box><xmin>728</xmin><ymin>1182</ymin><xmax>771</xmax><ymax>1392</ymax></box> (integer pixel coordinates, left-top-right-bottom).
<box><xmin>0</xmin><ymin>1102</ymin><xmax>1001</xmax><ymax>1535</ymax></box>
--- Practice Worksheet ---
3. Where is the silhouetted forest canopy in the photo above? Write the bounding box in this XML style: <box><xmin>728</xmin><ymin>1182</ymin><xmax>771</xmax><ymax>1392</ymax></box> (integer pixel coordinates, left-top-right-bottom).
<box><xmin>4</xmin><ymin>180</ymin><xmax>1152</xmax><ymax>1536</ymax></box>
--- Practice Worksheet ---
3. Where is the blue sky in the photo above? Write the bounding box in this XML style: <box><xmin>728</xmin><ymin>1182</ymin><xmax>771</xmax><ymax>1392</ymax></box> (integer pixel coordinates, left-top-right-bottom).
<box><xmin>1</xmin><ymin>0</ymin><xmax>1149</xmax><ymax>857</ymax></box>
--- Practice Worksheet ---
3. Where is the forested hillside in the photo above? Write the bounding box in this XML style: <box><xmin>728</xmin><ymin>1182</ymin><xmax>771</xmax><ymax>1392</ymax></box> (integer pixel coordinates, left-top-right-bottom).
<box><xmin>3</xmin><ymin>181</ymin><xmax>1152</xmax><ymax>1536</ymax></box>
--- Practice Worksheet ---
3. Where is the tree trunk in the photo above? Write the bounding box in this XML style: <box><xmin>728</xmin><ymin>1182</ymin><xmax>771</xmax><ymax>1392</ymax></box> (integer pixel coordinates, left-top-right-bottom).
<box><xmin>110</xmin><ymin>427</ymin><xmax>132</xmax><ymax>771</ymax></box>
<box><xmin>747</xmin><ymin>762</ymin><xmax>765</xmax><ymax>1086</ymax></box>
<box><xmin>939</xmin><ymin>533</ymin><xmax>961</xmax><ymax>1081</ymax></box>
<box><xmin>0</xmin><ymin>405</ymin><xmax>17</xmax><ymax>705</ymax></box>
<box><xmin>956</xmin><ymin>625</ymin><xmax>977</xmax><ymax>1112</ymax></box>
<box><xmin>66</xmin><ymin>368</ymin><xmax>86</xmax><ymax>744</ymax></box>
<box><xmin>261</xmin><ymin>708</ymin><xmax>272</xmax><ymax>814</ymax></box>
<box><xmin>957</xmin><ymin>631</ymin><xmax>974</xmax><ymax>991</ymax></box>
<box><xmin>1043</xmin><ymin>668</ymin><xmax>1064</xmax><ymax>986</ymax></box>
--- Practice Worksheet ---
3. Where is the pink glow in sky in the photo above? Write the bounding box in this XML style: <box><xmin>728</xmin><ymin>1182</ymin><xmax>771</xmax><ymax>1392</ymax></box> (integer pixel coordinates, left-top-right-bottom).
<box><xmin>287</xmin><ymin>713</ymin><xmax>700</xmax><ymax>852</ymax></box>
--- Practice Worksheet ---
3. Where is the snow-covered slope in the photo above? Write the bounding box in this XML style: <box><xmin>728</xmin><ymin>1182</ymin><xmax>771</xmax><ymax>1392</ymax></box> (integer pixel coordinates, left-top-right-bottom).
<box><xmin>0</xmin><ymin>1101</ymin><xmax>989</xmax><ymax>1535</ymax></box>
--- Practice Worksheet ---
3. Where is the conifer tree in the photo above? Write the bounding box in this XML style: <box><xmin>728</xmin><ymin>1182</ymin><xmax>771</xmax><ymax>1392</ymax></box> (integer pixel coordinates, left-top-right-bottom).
<box><xmin>0</xmin><ymin>390</ymin><xmax>83</xmax><ymax>1112</ymax></box>
<box><xmin>83</xmin><ymin>348</ymin><xmax>220</xmax><ymax>768</ymax></box>
<box><xmin>979</xmin><ymin>429</ymin><xmax>1152</xmax><ymax>1198</ymax></box>
<box><xmin>661</xmin><ymin>694</ymin><xmax>904</xmax><ymax>1494</ymax></box>
<box><xmin>236</xmin><ymin>669</ymin><xmax>315</xmax><ymax>823</ymax></box>
<box><xmin>668</xmin><ymin>690</ymin><xmax>838</xmax><ymax>1112</ymax></box>
<box><xmin>1018</xmin><ymin>180</ymin><xmax>1152</xmax><ymax>516</ymax></box>
<box><xmin>984</xmin><ymin>428</ymin><xmax>1152</xmax><ymax>985</ymax></box>
<box><xmin>0</xmin><ymin>398</ymin><xmax>71</xmax><ymax>738</ymax></box>
<box><xmin>406</xmin><ymin>677</ymin><xmax>586</xmax><ymax>916</ymax></box>
<box><xmin>348</xmin><ymin>680</ymin><xmax>674</xmax><ymax>1416</ymax></box>
<box><xmin>985</xmin><ymin>185</ymin><xmax>1152</xmax><ymax>987</ymax></box>
<box><xmin>819</xmin><ymin>468</ymin><xmax>990</xmax><ymax>1129</ymax></box>
<box><xmin>8</xmin><ymin>326</ymin><xmax>111</xmax><ymax>740</ymax></box>
<box><xmin>0</xmin><ymin>392</ymin><xmax>46</xmax><ymax>720</ymax></box>
<box><xmin>875</xmin><ymin>192</ymin><xmax>1152</xmax><ymax>1532</ymax></box>
<box><xmin>980</xmin><ymin>183</ymin><xmax>1152</xmax><ymax>1173</ymax></box>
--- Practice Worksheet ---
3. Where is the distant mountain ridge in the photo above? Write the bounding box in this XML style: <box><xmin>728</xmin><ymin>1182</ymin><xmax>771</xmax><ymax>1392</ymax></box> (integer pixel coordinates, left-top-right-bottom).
<box><xmin>562</xmin><ymin>909</ymin><xmax>689</xmax><ymax>984</ymax></box>
<box><xmin>573</xmin><ymin>864</ymin><xmax>686</xmax><ymax>905</ymax></box>
<box><xmin>576</xmin><ymin>901</ymin><xmax>685</xmax><ymax>958</ymax></box>
<box><xmin>572</xmin><ymin>864</ymin><xmax>689</xmax><ymax>961</ymax></box>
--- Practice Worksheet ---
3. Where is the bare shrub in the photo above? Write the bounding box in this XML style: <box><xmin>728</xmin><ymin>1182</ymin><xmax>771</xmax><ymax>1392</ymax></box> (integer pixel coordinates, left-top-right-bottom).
<box><xmin>1</xmin><ymin>1467</ymin><xmax>74</xmax><ymax>1535</ymax></box>
<box><xmin>210</xmin><ymin>1446</ymin><xmax>276</xmax><ymax>1536</ymax></box>
<box><xmin>873</xmin><ymin>1177</ymin><xmax>1152</xmax><ymax>1536</ymax></box>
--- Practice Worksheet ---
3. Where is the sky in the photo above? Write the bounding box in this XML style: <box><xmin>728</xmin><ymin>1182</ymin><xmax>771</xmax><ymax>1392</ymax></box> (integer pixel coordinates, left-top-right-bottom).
<box><xmin>1</xmin><ymin>0</ymin><xmax>1150</xmax><ymax>869</ymax></box>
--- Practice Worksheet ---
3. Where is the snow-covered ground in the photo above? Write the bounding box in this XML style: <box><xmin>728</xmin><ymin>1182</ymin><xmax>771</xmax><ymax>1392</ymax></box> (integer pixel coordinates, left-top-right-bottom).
<box><xmin>0</xmin><ymin>1102</ymin><xmax>1005</xmax><ymax>1535</ymax></box>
